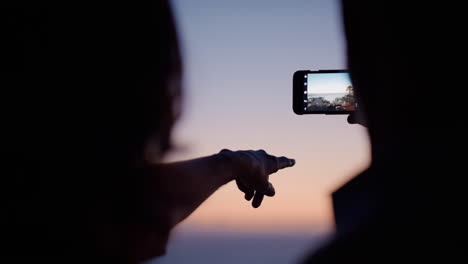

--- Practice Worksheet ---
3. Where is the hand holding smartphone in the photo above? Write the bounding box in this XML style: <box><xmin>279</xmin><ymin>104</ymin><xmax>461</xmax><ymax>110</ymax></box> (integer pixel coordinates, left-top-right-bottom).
<box><xmin>293</xmin><ymin>70</ymin><xmax>356</xmax><ymax>115</ymax></box>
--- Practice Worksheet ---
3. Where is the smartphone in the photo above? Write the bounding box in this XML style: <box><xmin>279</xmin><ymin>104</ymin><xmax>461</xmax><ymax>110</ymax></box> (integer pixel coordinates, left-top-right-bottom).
<box><xmin>293</xmin><ymin>70</ymin><xmax>356</xmax><ymax>115</ymax></box>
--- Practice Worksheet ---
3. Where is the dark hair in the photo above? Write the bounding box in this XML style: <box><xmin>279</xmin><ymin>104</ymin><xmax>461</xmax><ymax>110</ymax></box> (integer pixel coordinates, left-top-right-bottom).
<box><xmin>2</xmin><ymin>1</ymin><xmax>181</xmax><ymax>261</ymax></box>
<box><xmin>342</xmin><ymin>0</ymin><xmax>465</xmax><ymax>143</ymax></box>
<box><xmin>1</xmin><ymin>0</ymin><xmax>181</xmax><ymax>163</ymax></box>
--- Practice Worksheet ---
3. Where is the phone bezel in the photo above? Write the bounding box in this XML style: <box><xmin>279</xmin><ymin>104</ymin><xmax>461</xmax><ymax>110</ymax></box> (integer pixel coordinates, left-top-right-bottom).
<box><xmin>293</xmin><ymin>69</ymin><xmax>353</xmax><ymax>115</ymax></box>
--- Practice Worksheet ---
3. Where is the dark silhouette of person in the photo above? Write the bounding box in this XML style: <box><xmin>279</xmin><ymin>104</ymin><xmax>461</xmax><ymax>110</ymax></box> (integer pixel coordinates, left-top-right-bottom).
<box><xmin>1</xmin><ymin>1</ymin><xmax>295</xmax><ymax>263</ymax></box>
<box><xmin>303</xmin><ymin>0</ymin><xmax>467</xmax><ymax>263</ymax></box>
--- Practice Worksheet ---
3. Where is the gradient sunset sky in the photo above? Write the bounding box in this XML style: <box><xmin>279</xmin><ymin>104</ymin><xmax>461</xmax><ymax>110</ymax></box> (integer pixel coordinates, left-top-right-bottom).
<box><xmin>165</xmin><ymin>0</ymin><xmax>371</xmax><ymax>236</ymax></box>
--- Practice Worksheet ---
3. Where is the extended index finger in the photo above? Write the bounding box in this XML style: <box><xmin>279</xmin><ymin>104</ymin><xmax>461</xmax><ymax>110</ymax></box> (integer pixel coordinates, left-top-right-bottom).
<box><xmin>276</xmin><ymin>156</ymin><xmax>296</xmax><ymax>170</ymax></box>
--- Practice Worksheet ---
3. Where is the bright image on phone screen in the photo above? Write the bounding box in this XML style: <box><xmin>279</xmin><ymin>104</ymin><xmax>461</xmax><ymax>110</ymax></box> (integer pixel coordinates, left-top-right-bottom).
<box><xmin>305</xmin><ymin>73</ymin><xmax>356</xmax><ymax>112</ymax></box>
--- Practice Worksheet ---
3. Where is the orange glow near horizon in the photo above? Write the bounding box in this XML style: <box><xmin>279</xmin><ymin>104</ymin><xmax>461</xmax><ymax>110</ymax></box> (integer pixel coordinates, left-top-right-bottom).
<box><xmin>164</xmin><ymin>118</ymin><xmax>371</xmax><ymax>234</ymax></box>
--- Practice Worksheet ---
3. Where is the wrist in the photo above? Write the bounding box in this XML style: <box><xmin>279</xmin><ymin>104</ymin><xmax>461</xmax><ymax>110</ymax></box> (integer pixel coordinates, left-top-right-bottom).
<box><xmin>216</xmin><ymin>149</ymin><xmax>237</xmax><ymax>183</ymax></box>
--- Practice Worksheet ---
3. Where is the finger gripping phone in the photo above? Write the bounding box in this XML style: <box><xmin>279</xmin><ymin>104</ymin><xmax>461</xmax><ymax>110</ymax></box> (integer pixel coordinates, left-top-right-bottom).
<box><xmin>293</xmin><ymin>70</ymin><xmax>356</xmax><ymax>115</ymax></box>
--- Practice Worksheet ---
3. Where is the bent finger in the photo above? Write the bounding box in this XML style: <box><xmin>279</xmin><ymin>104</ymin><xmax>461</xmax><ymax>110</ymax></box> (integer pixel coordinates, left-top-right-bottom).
<box><xmin>252</xmin><ymin>192</ymin><xmax>264</xmax><ymax>208</ymax></box>
<box><xmin>264</xmin><ymin>182</ymin><xmax>275</xmax><ymax>197</ymax></box>
<box><xmin>245</xmin><ymin>190</ymin><xmax>255</xmax><ymax>201</ymax></box>
<box><xmin>236</xmin><ymin>179</ymin><xmax>255</xmax><ymax>201</ymax></box>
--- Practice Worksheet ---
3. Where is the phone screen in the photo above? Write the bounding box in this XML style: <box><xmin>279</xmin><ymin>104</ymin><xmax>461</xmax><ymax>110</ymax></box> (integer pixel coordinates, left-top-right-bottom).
<box><xmin>304</xmin><ymin>72</ymin><xmax>356</xmax><ymax>112</ymax></box>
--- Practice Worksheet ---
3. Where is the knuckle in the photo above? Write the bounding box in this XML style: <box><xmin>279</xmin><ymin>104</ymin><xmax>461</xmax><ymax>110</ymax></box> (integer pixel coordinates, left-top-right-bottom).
<box><xmin>257</xmin><ymin>181</ymin><xmax>270</xmax><ymax>192</ymax></box>
<box><xmin>219</xmin><ymin>149</ymin><xmax>232</xmax><ymax>154</ymax></box>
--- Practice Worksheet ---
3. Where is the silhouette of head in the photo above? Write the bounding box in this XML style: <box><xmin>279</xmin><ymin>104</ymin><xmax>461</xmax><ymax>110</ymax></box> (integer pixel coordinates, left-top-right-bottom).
<box><xmin>2</xmin><ymin>0</ymin><xmax>182</xmax><ymax>164</ymax></box>
<box><xmin>342</xmin><ymin>1</ymin><xmax>465</xmax><ymax>148</ymax></box>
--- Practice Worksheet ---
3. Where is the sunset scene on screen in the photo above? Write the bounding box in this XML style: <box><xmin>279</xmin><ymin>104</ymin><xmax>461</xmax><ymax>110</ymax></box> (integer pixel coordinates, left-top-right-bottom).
<box><xmin>306</xmin><ymin>73</ymin><xmax>355</xmax><ymax>112</ymax></box>
<box><xmin>153</xmin><ymin>0</ymin><xmax>370</xmax><ymax>263</ymax></box>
